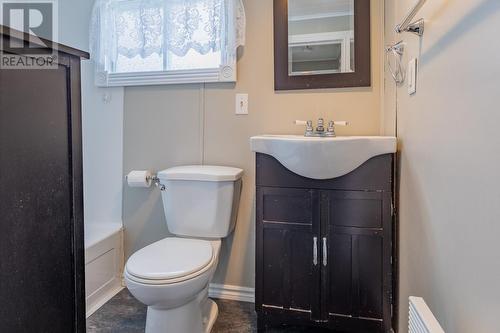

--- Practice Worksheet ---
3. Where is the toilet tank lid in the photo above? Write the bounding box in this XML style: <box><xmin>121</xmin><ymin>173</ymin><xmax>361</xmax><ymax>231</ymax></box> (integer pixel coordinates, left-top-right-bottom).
<box><xmin>158</xmin><ymin>165</ymin><xmax>243</xmax><ymax>182</ymax></box>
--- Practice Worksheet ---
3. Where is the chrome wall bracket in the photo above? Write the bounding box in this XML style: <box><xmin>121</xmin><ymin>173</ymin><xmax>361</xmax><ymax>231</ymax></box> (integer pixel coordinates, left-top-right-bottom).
<box><xmin>397</xmin><ymin>18</ymin><xmax>425</xmax><ymax>37</ymax></box>
<box><xmin>395</xmin><ymin>0</ymin><xmax>426</xmax><ymax>37</ymax></box>
<box><xmin>150</xmin><ymin>175</ymin><xmax>166</xmax><ymax>191</ymax></box>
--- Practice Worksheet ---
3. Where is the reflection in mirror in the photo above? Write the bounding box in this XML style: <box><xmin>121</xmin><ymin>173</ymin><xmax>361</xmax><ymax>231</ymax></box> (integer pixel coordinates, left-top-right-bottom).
<box><xmin>288</xmin><ymin>0</ymin><xmax>355</xmax><ymax>76</ymax></box>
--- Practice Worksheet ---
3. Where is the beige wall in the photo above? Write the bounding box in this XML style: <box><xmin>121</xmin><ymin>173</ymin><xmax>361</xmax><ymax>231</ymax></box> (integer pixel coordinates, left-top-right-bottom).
<box><xmin>383</xmin><ymin>0</ymin><xmax>500</xmax><ymax>332</ymax></box>
<box><xmin>123</xmin><ymin>0</ymin><xmax>384</xmax><ymax>288</ymax></box>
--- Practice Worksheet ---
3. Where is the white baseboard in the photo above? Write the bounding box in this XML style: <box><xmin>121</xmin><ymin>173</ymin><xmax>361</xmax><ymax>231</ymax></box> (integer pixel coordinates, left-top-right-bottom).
<box><xmin>208</xmin><ymin>283</ymin><xmax>255</xmax><ymax>303</ymax></box>
<box><xmin>115</xmin><ymin>280</ymin><xmax>254</xmax><ymax>303</ymax></box>
<box><xmin>86</xmin><ymin>285</ymin><xmax>124</xmax><ymax>318</ymax></box>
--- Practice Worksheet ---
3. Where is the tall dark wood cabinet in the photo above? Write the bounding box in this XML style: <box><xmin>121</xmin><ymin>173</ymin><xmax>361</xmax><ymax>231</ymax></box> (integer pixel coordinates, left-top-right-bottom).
<box><xmin>0</xmin><ymin>27</ymin><xmax>88</xmax><ymax>332</ymax></box>
<box><xmin>256</xmin><ymin>153</ymin><xmax>396</xmax><ymax>332</ymax></box>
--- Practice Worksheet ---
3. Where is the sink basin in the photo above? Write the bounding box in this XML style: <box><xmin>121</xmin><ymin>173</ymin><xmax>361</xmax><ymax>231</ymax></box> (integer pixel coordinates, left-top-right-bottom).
<box><xmin>250</xmin><ymin>135</ymin><xmax>397</xmax><ymax>179</ymax></box>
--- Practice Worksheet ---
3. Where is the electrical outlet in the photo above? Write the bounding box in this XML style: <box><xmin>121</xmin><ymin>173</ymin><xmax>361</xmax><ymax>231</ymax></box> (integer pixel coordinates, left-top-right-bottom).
<box><xmin>235</xmin><ymin>93</ymin><xmax>248</xmax><ymax>115</ymax></box>
<box><xmin>408</xmin><ymin>58</ymin><xmax>418</xmax><ymax>95</ymax></box>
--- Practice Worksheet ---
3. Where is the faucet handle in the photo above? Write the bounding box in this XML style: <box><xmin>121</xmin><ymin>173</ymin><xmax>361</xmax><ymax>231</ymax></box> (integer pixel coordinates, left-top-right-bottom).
<box><xmin>294</xmin><ymin>120</ymin><xmax>308</xmax><ymax>126</ymax></box>
<box><xmin>294</xmin><ymin>120</ymin><xmax>313</xmax><ymax>128</ymax></box>
<box><xmin>306</xmin><ymin>120</ymin><xmax>313</xmax><ymax>131</ymax></box>
<box><xmin>326</xmin><ymin>120</ymin><xmax>349</xmax><ymax>137</ymax></box>
<box><xmin>295</xmin><ymin>120</ymin><xmax>314</xmax><ymax>136</ymax></box>
<box><xmin>333</xmin><ymin>121</ymin><xmax>349</xmax><ymax>126</ymax></box>
<box><xmin>327</xmin><ymin>120</ymin><xmax>335</xmax><ymax>131</ymax></box>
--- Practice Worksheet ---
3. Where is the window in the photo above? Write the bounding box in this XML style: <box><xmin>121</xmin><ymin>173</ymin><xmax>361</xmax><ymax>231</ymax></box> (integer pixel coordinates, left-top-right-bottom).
<box><xmin>90</xmin><ymin>0</ymin><xmax>245</xmax><ymax>86</ymax></box>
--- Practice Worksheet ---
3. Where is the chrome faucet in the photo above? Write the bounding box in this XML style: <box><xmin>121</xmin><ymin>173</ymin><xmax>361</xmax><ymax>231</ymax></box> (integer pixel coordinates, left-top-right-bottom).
<box><xmin>295</xmin><ymin>119</ymin><xmax>349</xmax><ymax>137</ymax></box>
<box><xmin>316</xmin><ymin>118</ymin><xmax>325</xmax><ymax>134</ymax></box>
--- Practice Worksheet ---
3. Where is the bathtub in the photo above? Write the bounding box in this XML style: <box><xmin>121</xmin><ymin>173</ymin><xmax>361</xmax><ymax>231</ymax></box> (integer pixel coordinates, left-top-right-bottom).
<box><xmin>85</xmin><ymin>223</ymin><xmax>124</xmax><ymax>317</ymax></box>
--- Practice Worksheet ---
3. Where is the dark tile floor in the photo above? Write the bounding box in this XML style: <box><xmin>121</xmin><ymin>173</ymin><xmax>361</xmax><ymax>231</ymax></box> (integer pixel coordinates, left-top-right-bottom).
<box><xmin>87</xmin><ymin>289</ymin><xmax>330</xmax><ymax>333</ymax></box>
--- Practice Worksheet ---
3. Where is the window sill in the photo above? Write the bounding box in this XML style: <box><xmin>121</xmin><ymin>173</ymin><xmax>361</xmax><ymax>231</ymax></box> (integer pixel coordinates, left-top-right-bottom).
<box><xmin>95</xmin><ymin>65</ymin><xmax>236</xmax><ymax>87</ymax></box>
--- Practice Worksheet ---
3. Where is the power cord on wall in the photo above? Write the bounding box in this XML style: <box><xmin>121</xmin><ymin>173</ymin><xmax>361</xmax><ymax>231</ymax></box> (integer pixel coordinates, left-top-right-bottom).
<box><xmin>386</xmin><ymin>41</ymin><xmax>406</xmax><ymax>85</ymax></box>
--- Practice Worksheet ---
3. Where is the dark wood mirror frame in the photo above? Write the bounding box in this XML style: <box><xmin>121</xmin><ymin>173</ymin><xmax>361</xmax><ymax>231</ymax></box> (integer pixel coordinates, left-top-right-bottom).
<box><xmin>274</xmin><ymin>0</ymin><xmax>371</xmax><ymax>91</ymax></box>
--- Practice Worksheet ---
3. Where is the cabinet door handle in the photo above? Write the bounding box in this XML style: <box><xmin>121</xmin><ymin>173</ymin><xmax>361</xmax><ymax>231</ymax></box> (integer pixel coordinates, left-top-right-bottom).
<box><xmin>313</xmin><ymin>237</ymin><xmax>318</xmax><ymax>266</ymax></box>
<box><xmin>322</xmin><ymin>237</ymin><xmax>328</xmax><ymax>267</ymax></box>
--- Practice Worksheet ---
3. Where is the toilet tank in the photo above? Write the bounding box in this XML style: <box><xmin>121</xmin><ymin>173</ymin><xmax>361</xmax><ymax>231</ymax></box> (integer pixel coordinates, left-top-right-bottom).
<box><xmin>157</xmin><ymin>166</ymin><xmax>243</xmax><ymax>238</ymax></box>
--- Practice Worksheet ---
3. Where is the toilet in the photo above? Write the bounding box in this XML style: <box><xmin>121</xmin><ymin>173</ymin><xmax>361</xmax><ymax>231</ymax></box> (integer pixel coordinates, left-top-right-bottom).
<box><xmin>124</xmin><ymin>165</ymin><xmax>243</xmax><ymax>333</ymax></box>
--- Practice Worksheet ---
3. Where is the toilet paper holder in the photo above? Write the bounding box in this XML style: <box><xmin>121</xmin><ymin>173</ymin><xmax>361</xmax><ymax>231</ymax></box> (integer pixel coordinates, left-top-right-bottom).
<box><xmin>125</xmin><ymin>172</ymin><xmax>166</xmax><ymax>191</ymax></box>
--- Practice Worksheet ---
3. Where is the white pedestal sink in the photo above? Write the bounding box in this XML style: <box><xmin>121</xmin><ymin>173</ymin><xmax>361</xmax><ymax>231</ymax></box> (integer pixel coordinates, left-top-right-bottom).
<box><xmin>250</xmin><ymin>135</ymin><xmax>397</xmax><ymax>180</ymax></box>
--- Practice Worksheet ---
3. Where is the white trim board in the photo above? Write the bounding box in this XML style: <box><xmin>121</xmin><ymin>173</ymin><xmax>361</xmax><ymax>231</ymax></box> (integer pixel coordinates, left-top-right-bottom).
<box><xmin>95</xmin><ymin>65</ymin><xmax>237</xmax><ymax>87</ymax></box>
<box><xmin>208</xmin><ymin>283</ymin><xmax>255</xmax><ymax>303</ymax></box>
<box><xmin>86</xmin><ymin>285</ymin><xmax>124</xmax><ymax>318</ymax></box>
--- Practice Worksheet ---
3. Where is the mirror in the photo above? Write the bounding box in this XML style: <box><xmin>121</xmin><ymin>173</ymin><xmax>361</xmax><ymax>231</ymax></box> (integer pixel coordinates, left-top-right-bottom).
<box><xmin>288</xmin><ymin>0</ymin><xmax>355</xmax><ymax>76</ymax></box>
<box><xmin>274</xmin><ymin>0</ymin><xmax>370</xmax><ymax>90</ymax></box>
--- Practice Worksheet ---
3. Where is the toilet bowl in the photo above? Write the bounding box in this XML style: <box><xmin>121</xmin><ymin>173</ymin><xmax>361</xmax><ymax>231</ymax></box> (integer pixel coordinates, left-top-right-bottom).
<box><xmin>125</xmin><ymin>238</ymin><xmax>221</xmax><ymax>333</ymax></box>
<box><xmin>124</xmin><ymin>165</ymin><xmax>243</xmax><ymax>333</ymax></box>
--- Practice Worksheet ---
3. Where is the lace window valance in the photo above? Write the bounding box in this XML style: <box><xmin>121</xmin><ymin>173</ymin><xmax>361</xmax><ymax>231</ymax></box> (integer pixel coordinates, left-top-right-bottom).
<box><xmin>90</xmin><ymin>0</ymin><xmax>246</xmax><ymax>86</ymax></box>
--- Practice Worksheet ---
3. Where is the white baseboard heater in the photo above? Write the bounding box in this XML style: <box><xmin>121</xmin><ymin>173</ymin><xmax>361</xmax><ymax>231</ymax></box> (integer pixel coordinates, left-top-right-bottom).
<box><xmin>409</xmin><ymin>297</ymin><xmax>445</xmax><ymax>333</ymax></box>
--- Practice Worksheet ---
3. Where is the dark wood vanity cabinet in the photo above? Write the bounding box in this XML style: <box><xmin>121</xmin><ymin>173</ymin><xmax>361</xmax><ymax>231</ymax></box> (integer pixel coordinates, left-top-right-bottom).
<box><xmin>255</xmin><ymin>153</ymin><xmax>395</xmax><ymax>332</ymax></box>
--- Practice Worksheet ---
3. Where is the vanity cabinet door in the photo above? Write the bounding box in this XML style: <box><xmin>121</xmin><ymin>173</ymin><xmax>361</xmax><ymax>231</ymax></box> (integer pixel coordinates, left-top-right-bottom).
<box><xmin>321</xmin><ymin>191</ymin><xmax>393</xmax><ymax>332</ymax></box>
<box><xmin>256</xmin><ymin>187</ymin><xmax>321</xmax><ymax>322</ymax></box>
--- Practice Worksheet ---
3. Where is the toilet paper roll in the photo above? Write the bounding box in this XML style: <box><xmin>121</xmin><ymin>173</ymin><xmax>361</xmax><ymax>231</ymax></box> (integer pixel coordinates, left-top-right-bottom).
<box><xmin>127</xmin><ymin>170</ymin><xmax>152</xmax><ymax>188</ymax></box>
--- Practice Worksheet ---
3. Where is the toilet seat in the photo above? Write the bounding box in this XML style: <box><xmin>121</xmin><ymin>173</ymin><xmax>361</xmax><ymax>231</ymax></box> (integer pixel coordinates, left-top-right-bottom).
<box><xmin>125</xmin><ymin>238</ymin><xmax>215</xmax><ymax>285</ymax></box>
